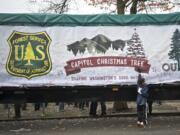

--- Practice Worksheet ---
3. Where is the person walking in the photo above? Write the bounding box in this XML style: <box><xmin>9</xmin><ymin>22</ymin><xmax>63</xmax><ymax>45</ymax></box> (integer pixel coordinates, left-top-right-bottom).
<box><xmin>136</xmin><ymin>73</ymin><xmax>149</xmax><ymax>127</ymax></box>
<box><xmin>89</xmin><ymin>101</ymin><xmax>106</xmax><ymax>117</ymax></box>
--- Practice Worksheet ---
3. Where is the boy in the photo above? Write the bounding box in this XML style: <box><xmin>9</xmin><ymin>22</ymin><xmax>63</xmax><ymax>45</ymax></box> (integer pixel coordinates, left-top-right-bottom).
<box><xmin>136</xmin><ymin>74</ymin><xmax>149</xmax><ymax>127</ymax></box>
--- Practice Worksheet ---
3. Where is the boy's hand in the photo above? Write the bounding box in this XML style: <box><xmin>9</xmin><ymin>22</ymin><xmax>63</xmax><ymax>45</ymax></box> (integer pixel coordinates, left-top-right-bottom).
<box><xmin>138</xmin><ymin>87</ymin><xmax>142</xmax><ymax>94</ymax></box>
<box><xmin>135</xmin><ymin>67</ymin><xmax>142</xmax><ymax>73</ymax></box>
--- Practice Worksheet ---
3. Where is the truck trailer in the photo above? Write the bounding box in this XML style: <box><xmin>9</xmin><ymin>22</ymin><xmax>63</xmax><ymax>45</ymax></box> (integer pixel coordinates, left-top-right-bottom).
<box><xmin>0</xmin><ymin>13</ymin><xmax>180</xmax><ymax>103</ymax></box>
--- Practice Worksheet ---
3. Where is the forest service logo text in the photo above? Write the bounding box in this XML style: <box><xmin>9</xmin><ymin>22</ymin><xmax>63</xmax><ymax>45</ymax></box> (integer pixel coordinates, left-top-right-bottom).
<box><xmin>6</xmin><ymin>31</ymin><xmax>52</xmax><ymax>79</ymax></box>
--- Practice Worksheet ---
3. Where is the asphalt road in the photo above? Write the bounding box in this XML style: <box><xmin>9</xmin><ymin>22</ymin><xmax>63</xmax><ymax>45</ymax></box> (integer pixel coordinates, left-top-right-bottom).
<box><xmin>0</xmin><ymin>116</ymin><xmax>180</xmax><ymax>135</ymax></box>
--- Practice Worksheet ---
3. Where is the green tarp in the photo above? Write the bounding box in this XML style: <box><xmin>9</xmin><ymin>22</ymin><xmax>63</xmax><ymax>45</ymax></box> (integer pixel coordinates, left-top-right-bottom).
<box><xmin>0</xmin><ymin>13</ymin><xmax>180</xmax><ymax>26</ymax></box>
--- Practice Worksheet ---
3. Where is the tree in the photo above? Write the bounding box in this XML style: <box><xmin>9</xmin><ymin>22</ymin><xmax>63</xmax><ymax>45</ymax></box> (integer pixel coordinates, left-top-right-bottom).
<box><xmin>169</xmin><ymin>29</ymin><xmax>180</xmax><ymax>71</ymax></box>
<box><xmin>85</xmin><ymin>0</ymin><xmax>180</xmax><ymax>14</ymax></box>
<box><xmin>24</xmin><ymin>42</ymin><xmax>36</xmax><ymax>66</ymax></box>
<box><xmin>127</xmin><ymin>29</ymin><xmax>146</xmax><ymax>58</ymax></box>
<box><xmin>29</xmin><ymin>0</ymin><xmax>180</xmax><ymax>14</ymax></box>
<box><xmin>28</xmin><ymin>0</ymin><xmax>70</xmax><ymax>14</ymax></box>
<box><xmin>42</xmin><ymin>0</ymin><xmax>70</xmax><ymax>14</ymax></box>
<box><xmin>85</xmin><ymin>0</ymin><xmax>139</xmax><ymax>14</ymax></box>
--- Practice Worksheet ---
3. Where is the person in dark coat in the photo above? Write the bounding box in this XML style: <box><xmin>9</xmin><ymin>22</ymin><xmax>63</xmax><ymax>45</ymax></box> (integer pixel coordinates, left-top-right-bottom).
<box><xmin>147</xmin><ymin>99</ymin><xmax>153</xmax><ymax>116</ymax></box>
<box><xmin>89</xmin><ymin>101</ymin><xmax>106</xmax><ymax>116</ymax></box>
<box><xmin>136</xmin><ymin>74</ymin><xmax>149</xmax><ymax>127</ymax></box>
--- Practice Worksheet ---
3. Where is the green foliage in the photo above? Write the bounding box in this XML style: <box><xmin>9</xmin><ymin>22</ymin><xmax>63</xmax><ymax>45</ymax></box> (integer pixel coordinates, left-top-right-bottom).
<box><xmin>169</xmin><ymin>29</ymin><xmax>180</xmax><ymax>70</ymax></box>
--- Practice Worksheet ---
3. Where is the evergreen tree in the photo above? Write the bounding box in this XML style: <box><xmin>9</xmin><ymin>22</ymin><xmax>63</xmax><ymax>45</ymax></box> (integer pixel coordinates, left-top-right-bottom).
<box><xmin>126</xmin><ymin>29</ymin><xmax>145</xmax><ymax>58</ymax></box>
<box><xmin>168</xmin><ymin>29</ymin><xmax>180</xmax><ymax>70</ymax></box>
<box><xmin>24</xmin><ymin>42</ymin><xmax>36</xmax><ymax>65</ymax></box>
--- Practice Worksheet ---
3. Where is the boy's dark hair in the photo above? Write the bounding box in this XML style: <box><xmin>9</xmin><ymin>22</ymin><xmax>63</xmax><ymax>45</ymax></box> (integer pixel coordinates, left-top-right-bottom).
<box><xmin>139</xmin><ymin>78</ymin><xmax>145</xmax><ymax>85</ymax></box>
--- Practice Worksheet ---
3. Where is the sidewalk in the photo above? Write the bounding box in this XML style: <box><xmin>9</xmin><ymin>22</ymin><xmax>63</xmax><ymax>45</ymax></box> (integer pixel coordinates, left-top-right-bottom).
<box><xmin>0</xmin><ymin>101</ymin><xmax>180</xmax><ymax>120</ymax></box>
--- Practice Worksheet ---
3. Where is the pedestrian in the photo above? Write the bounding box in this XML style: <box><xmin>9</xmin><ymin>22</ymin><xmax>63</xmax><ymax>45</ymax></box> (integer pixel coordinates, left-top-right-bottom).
<box><xmin>136</xmin><ymin>73</ymin><xmax>149</xmax><ymax>127</ymax></box>
<box><xmin>89</xmin><ymin>101</ymin><xmax>106</xmax><ymax>116</ymax></box>
<box><xmin>89</xmin><ymin>101</ymin><xmax>98</xmax><ymax>116</ymax></box>
<box><xmin>147</xmin><ymin>99</ymin><xmax>153</xmax><ymax>116</ymax></box>
<box><xmin>58</xmin><ymin>102</ymin><xmax>65</xmax><ymax>112</ymax></box>
<box><xmin>79</xmin><ymin>101</ymin><xmax>85</xmax><ymax>110</ymax></box>
<box><xmin>14</xmin><ymin>103</ymin><xmax>21</xmax><ymax>118</ymax></box>
<box><xmin>100</xmin><ymin>101</ymin><xmax>107</xmax><ymax>116</ymax></box>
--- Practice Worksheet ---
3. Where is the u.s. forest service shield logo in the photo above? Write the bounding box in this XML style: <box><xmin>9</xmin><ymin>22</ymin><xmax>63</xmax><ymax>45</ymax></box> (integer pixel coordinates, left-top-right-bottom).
<box><xmin>6</xmin><ymin>31</ymin><xmax>52</xmax><ymax>79</ymax></box>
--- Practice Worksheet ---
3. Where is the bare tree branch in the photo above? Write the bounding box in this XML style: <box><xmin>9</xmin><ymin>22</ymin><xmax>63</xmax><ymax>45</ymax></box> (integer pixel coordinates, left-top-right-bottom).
<box><xmin>29</xmin><ymin>0</ymin><xmax>180</xmax><ymax>14</ymax></box>
<box><xmin>40</xmin><ymin>0</ymin><xmax>70</xmax><ymax>14</ymax></box>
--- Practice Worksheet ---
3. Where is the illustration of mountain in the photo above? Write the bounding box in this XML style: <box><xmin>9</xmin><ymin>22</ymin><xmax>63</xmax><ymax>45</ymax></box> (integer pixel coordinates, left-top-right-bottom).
<box><xmin>91</xmin><ymin>34</ymin><xmax>111</xmax><ymax>49</ymax></box>
<box><xmin>67</xmin><ymin>34</ymin><xmax>126</xmax><ymax>56</ymax></box>
<box><xmin>112</xmin><ymin>40</ymin><xmax>126</xmax><ymax>51</ymax></box>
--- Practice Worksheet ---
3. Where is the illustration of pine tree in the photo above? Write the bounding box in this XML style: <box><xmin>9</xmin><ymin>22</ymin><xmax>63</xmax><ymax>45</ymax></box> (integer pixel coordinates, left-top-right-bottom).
<box><xmin>126</xmin><ymin>29</ymin><xmax>145</xmax><ymax>58</ymax></box>
<box><xmin>168</xmin><ymin>29</ymin><xmax>180</xmax><ymax>71</ymax></box>
<box><xmin>24</xmin><ymin>42</ymin><xmax>36</xmax><ymax>65</ymax></box>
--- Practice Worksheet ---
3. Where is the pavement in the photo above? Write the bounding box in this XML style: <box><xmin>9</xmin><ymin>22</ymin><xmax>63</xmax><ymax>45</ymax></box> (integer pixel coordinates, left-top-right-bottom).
<box><xmin>0</xmin><ymin>116</ymin><xmax>180</xmax><ymax>135</ymax></box>
<box><xmin>0</xmin><ymin>101</ymin><xmax>180</xmax><ymax>120</ymax></box>
<box><xmin>0</xmin><ymin>101</ymin><xmax>180</xmax><ymax>135</ymax></box>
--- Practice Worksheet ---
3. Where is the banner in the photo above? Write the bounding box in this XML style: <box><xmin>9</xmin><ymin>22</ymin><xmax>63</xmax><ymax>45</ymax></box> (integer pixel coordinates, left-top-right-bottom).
<box><xmin>0</xmin><ymin>22</ymin><xmax>180</xmax><ymax>86</ymax></box>
<box><xmin>64</xmin><ymin>56</ymin><xmax>150</xmax><ymax>75</ymax></box>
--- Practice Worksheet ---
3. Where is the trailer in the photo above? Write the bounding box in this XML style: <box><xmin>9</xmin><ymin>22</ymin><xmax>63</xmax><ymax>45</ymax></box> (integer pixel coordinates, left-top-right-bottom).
<box><xmin>0</xmin><ymin>13</ymin><xmax>180</xmax><ymax>103</ymax></box>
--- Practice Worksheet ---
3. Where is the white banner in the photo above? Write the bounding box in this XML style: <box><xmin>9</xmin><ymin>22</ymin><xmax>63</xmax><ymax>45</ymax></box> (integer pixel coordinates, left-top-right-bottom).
<box><xmin>0</xmin><ymin>25</ymin><xmax>180</xmax><ymax>86</ymax></box>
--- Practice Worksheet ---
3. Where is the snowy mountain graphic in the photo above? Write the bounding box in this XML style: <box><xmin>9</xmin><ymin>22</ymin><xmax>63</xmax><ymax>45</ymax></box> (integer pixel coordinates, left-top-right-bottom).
<box><xmin>67</xmin><ymin>34</ymin><xmax>126</xmax><ymax>56</ymax></box>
